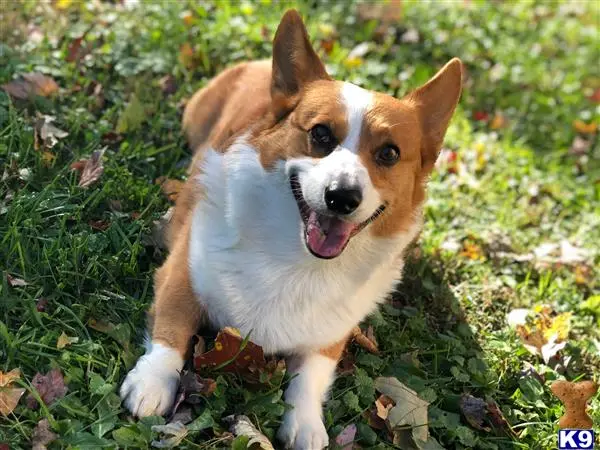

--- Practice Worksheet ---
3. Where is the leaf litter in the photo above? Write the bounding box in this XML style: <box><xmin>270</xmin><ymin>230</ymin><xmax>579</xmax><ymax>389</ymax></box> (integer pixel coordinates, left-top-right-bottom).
<box><xmin>1</xmin><ymin>73</ymin><xmax>59</xmax><ymax>100</ymax></box>
<box><xmin>0</xmin><ymin>369</ymin><xmax>26</xmax><ymax>416</ymax></box>
<box><xmin>32</xmin><ymin>419</ymin><xmax>58</xmax><ymax>450</ymax></box>
<box><xmin>224</xmin><ymin>415</ymin><xmax>274</xmax><ymax>450</ymax></box>
<box><xmin>26</xmin><ymin>368</ymin><xmax>68</xmax><ymax>409</ymax></box>
<box><xmin>70</xmin><ymin>148</ymin><xmax>105</xmax><ymax>188</ymax></box>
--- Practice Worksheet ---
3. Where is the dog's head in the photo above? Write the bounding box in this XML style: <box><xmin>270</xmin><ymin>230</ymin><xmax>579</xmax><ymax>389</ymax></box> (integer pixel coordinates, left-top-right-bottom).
<box><xmin>253</xmin><ymin>10</ymin><xmax>462</xmax><ymax>259</ymax></box>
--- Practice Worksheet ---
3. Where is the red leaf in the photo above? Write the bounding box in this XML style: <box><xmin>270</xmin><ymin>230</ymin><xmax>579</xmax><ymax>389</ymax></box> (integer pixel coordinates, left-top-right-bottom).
<box><xmin>335</xmin><ymin>423</ymin><xmax>357</xmax><ymax>449</ymax></box>
<box><xmin>588</xmin><ymin>88</ymin><xmax>600</xmax><ymax>104</ymax></box>
<box><xmin>26</xmin><ymin>368</ymin><xmax>68</xmax><ymax>409</ymax></box>
<box><xmin>473</xmin><ymin>110</ymin><xmax>489</xmax><ymax>122</ymax></box>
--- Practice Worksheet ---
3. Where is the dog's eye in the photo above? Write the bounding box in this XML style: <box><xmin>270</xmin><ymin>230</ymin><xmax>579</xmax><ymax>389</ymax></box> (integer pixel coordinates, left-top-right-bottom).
<box><xmin>375</xmin><ymin>145</ymin><xmax>401</xmax><ymax>166</ymax></box>
<box><xmin>310</xmin><ymin>124</ymin><xmax>336</xmax><ymax>153</ymax></box>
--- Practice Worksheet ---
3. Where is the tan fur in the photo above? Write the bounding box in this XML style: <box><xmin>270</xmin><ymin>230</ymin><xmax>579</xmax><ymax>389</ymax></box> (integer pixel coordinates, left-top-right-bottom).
<box><xmin>151</xmin><ymin>217</ymin><xmax>204</xmax><ymax>357</ymax></box>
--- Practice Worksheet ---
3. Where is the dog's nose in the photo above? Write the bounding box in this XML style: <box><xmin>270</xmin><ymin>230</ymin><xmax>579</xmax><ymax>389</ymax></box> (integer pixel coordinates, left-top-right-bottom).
<box><xmin>324</xmin><ymin>184</ymin><xmax>362</xmax><ymax>215</ymax></box>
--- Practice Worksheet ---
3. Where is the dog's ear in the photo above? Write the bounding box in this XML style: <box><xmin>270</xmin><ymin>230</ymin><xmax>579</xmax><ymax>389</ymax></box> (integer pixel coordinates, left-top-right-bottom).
<box><xmin>407</xmin><ymin>58</ymin><xmax>463</xmax><ymax>172</ymax></box>
<box><xmin>271</xmin><ymin>9</ymin><xmax>329</xmax><ymax>118</ymax></box>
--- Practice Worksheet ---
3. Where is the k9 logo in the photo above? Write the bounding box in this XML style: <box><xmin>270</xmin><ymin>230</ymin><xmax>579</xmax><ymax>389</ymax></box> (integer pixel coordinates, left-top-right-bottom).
<box><xmin>558</xmin><ymin>430</ymin><xmax>595</xmax><ymax>450</ymax></box>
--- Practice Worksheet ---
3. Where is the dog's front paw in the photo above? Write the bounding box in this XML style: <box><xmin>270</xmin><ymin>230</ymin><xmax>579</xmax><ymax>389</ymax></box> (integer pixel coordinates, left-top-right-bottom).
<box><xmin>277</xmin><ymin>408</ymin><xmax>329</xmax><ymax>450</ymax></box>
<box><xmin>120</xmin><ymin>343</ymin><xmax>183</xmax><ymax>417</ymax></box>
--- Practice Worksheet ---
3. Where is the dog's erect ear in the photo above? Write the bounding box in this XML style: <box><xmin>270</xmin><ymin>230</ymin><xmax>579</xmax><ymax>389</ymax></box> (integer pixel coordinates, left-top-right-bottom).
<box><xmin>408</xmin><ymin>58</ymin><xmax>463</xmax><ymax>172</ymax></box>
<box><xmin>271</xmin><ymin>9</ymin><xmax>329</xmax><ymax>117</ymax></box>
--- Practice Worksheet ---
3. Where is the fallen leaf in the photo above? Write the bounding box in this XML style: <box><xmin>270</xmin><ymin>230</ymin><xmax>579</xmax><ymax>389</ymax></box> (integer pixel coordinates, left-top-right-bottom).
<box><xmin>374</xmin><ymin>376</ymin><xmax>429</xmax><ymax>443</ymax></box>
<box><xmin>155</xmin><ymin>176</ymin><xmax>185</xmax><ymax>202</ymax></box>
<box><xmin>335</xmin><ymin>423</ymin><xmax>357</xmax><ymax>449</ymax></box>
<box><xmin>514</xmin><ymin>306</ymin><xmax>571</xmax><ymax>363</ymax></box>
<box><xmin>485</xmin><ymin>400</ymin><xmax>516</xmax><ymax>437</ymax></box>
<box><xmin>26</xmin><ymin>368</ymin><xmax>68</xmax><ymax>409</ymax></box>
<box><xmin>32</xmin><ymin>418</ymin><xmax>58</xmax><ymax>450</ymax></box>
<box><xmin>71</xmin><ymin>148</ymin><xmax>105</xmax><ymax>188</ymax></box>
<box><xmin>194</xmin><ymin>328</ymin><xmax>268</xmax><ymax>382</ymax></box>
<box><xmin>573</xmin><ymin>119</ymin><xmax>597</xmax><ymax>134</ymax></box>
<box><xmin>36</xmin><ymin>298</ymin><xmax>49</xmax><ymax>312</ymax></box>
<box><xmin>41</xmin><ymin>151</ymin><xmax>56</xmax><ymax>166</ymax></box>
<box><xmin>56</xmin><ymin>331</ymin><xmax>79</xmax><ymax>349</ymax></box>
<box><xmin>472</xmin><ymin>110</ymin><xmax>489</xmax><ymax>122</ymax></box>
<box><xmin>459</xmin><ymin>394</ymin><xmax>490</xmax><ymax>432</ymax></box>
<box><xmin>459</xmin><ymin>241</ymin><xmax>485</xmax><ymax>261</ymax></box>
<box><xmin>0</xmin><ymin>369</ymin><xmax>25</xmax><ymax>416</ymax></box>
<box><xmin>375</xmin><ymin>394</ymin><xmax>394</xmax><ymax>420</ymax></box>
<box><xmin>116</xmin><ymin>94</ymin><xmax>146</xmax><ymax>134</ymax></box>
<box><xmin>351</xmin><ymin>326</ymin><xmax>379</xmax><ymax>354</ymax></box>
<box><xmin>224</xmin><ymin>415</ymin><xmax>274</xmax><ymax>450</ymax></box>
<box><xmin>178</xmin><ymin>370</ymin><xmax>217</xmax><ymax>405</ymax></box>
<box><xmin>178</xmin><ymin>42</ymin><xmax>196</xmax><ymax>69</ymax></box>
<box><xmin>588</xmin><ymin>87</ymin><xmax>600</xmax><ymax>103</ymax></box>
<box><xmin>151</xmin><ymin>422</ymin><xmax>188</xmax><ymax>448</ymax></box>
<box><xmin>489</xmin><ymin>113</ymin><xmax>507</xmax><ymax>130</ymax></box>
<box><xmin>551</xmin><ymin>380</ymin><xmax>598</xmax><ymax>429</ymax></box>
<box><xmin>7</xmin><ymin>274</ymin><xmax>28</xmax><ymax>287</ymax></box>
<box><xmin>1</xmin><ymin>73</ymin><xmax>59</xmax><ymax>100</ymax></box>
<box><xmin>66</xmin><ymin>36</ymin><xmax>85</xmax><ymax>63</ymax></box>
<box><xmin>34</xmin><ymin>114</ymin><xmax>69</xmax><ymax>149</ymax></box>
<box><xmin>88</xmin><ymin>219</ymin><xmax>110</xmax><ymax>231</ymax></box>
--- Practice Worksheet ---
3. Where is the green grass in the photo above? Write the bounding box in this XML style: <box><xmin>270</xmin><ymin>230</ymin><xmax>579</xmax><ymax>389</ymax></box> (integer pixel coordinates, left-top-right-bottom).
<box><xmin>1</xmin><ymin>1</ymin><xmax>599</xmax><ymax>449</ymax></box>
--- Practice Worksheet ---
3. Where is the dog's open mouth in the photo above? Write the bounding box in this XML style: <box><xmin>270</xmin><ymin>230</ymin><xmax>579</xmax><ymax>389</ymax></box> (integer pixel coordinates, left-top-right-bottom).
<box><xmin>290</xmin><ymin>174</ymin><xmax>386</xmax><ymax>259</ymax></box>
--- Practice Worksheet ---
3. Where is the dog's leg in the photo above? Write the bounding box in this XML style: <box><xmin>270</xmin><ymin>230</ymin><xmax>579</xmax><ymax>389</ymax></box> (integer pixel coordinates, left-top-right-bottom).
<box><xmin>277</xmin><ymin>338</ymin><xmax>347</xmax><ymax>450</ymax></box>
<box><xmin>120</xmin><ymin>221</ymin><xmax>203</xmax><ymax>417</ymax></box>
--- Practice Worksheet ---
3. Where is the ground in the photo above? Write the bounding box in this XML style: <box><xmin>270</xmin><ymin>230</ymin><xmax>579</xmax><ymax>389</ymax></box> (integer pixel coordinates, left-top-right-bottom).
<box><xmin>1</xmin><ymin>1</ymin><xmax>599</xmax><ymax>449</ymax></box>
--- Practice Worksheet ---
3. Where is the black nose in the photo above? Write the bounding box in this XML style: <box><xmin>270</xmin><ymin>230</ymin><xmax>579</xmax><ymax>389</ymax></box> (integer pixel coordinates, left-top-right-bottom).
<box><xmin>324</xmin><ymin>185</ymin><xmax>362</xmax><ymax>215</ymax></box>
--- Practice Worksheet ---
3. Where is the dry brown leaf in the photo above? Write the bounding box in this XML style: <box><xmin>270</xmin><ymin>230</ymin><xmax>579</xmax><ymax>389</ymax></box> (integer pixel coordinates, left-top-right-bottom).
<box><xmin>1</xmin><ymin>73</ymin><xmax>59</xmax><ymax>100</ymax></box>
<box><xmin>0</xmin><ymin>369</ymin><xmax>25</xmax><ymax>416</ymax></box>
<box><xmin>459</xmin><ymin>394</ymin><xmax>490</xmax><ymax>432</ymax></box>
<box><xmin>34</xmin><ymin>114</ymin><xmax>69</xmax><ymax>149</ymax></box>
<box><xmin>179</xmin><ymin>42</ymin><xmax>196</xmax><ymax>69</ymax></box>
<box><xmin>357</xmin><ymin>0</ymin><xmax>402</xmax><ymax>23</ymax></box>
<box><xmin>375</xmin><ymin>394</ymin><xmax>394</xmax><ymax>420</ymax></box>
<box><xmin>71</xmin><ymin>149</ymin><xmax>105</xmax><ymax>188</ymax></box>
<box><xmin>156</xmin><ymin>176</ymin><xmax>185</xmax><ymax>202</ymax></box>
<box><xmin>7</xmin><ymin>274</ymin><xmax>28</xmax><ymax>287</ymax></box>
<box><xmin>32</xmin><ymin>418</ymin><xmax>58</xmax><ymax>450</ymax></box>
<box><xmin>351</xmin><ymin>326</ymin><xmax>379</xmax><ymax>354</ymax></box>
<box><xmin>551</xmin><ymin>380</ymin><xmax>598</xmax><ymax>429</ymax></box>
<box><xmin>26</xmin><ymin>368</ymin><xmax>68</xmax><ymax>409</ymax></box>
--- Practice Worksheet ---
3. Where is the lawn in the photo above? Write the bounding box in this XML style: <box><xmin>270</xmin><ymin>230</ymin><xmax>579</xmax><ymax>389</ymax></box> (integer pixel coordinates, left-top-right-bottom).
<box><xmin>1</xmin><ymin>1</ymin><xmax>599</xmax><ymax>449</ymax></box>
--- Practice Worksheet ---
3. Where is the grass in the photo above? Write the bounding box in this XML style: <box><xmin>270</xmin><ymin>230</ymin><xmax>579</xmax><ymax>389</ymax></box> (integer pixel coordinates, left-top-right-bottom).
<box><xmin>1</xmin><ymin>1</ymin><xmax>599</xmax><ymax>449</ymax></box>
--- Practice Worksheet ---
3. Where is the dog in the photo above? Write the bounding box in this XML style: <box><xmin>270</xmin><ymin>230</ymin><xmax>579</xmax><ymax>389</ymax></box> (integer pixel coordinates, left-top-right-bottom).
<box><xmin>120</xmin><ymin>9</ymin><xmax>462</xmax><ymax>450</ymax></box>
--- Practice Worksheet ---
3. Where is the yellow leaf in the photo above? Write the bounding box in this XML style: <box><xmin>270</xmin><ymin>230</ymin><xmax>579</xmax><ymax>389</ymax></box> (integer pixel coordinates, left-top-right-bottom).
<box><xmin>459</xmin><ymin>242</ymin><xmax>485</xmax><ymax>261</ymax></box>
<box><xmin>42</xmin><ymin>151</ymin><xmax>56</xmax><ymax>166</ymax></box>
<box><xmin>573</xmin><ymin>119</ymin><xmax>597</xmax><ymax>134</ymax></box>
<box><xmin>55</xmin><ymin>0</ymin><xmax>73</xmax><ymax>10</ymax></box>
<box><xmin>543</xmin><ymin>312</ymin><xmax>571</xmax><ymax>341</ymax></box>
<box><xmin>344</xmin><ymin>57</ymin><xmax>363</xmax><ymax>69</ymax></box>
<box><xmin>56</xmin><ymin>331</ymin><xmax>79</xmax><ymax>349</ymax></box>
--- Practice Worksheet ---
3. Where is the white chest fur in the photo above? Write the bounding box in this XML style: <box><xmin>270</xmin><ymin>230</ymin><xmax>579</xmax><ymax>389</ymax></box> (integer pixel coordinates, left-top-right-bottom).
<box><xmin>188</xmin><ymin>143</ymin><xmax>420</xmax><ymax>354</ymax></box>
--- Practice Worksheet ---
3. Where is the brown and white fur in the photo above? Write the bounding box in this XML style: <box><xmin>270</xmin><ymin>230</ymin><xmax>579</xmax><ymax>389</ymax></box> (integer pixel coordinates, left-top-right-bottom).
<box><xmin>120</xmin><ymin>10</ymin><xmax>462</xmax><ymax>450</ymax></box>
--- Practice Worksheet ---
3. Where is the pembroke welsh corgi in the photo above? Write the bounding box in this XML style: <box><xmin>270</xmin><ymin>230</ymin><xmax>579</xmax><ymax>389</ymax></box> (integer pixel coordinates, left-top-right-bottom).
<box><xmin>120</xmin><ymin>9</ymin><xmax>462</xmax><ymax>450</ymax></box>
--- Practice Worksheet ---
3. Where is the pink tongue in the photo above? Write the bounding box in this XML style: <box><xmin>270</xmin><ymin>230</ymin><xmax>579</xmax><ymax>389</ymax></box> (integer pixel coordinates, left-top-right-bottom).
<box><xmin>305</xmin><ymin>211</ymin><xmax>356</xmax><ymax>258</ymax></box>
